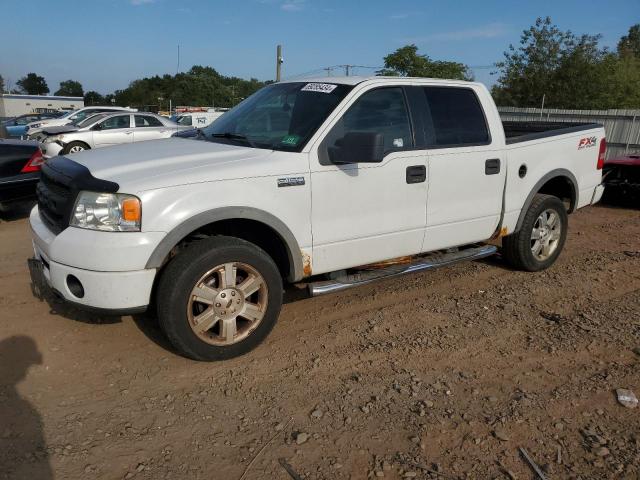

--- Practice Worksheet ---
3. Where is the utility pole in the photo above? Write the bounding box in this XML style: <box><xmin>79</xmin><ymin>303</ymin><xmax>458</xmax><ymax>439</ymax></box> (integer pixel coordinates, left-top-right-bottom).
<box><xmin>176</xmin><ymin>45</ymin><xmax>180</xmax><ymax>75</ymax></box>
<box><xmin>276</xmin><ymin>45</ymin><xmax>283</xmax><ymax>82</ymax></box>
<box><xmin>324</xmin><ymin>67</ymin><xmax>333</xmax><ymax>77</ymax></box>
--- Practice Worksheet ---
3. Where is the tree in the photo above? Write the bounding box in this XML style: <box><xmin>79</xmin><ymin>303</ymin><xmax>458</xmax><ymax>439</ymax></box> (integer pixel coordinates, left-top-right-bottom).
<box><xmin>492</xmin><ymin>17</ymin><xmax>608</xmax><ymax>108</ymax></box>
<box><xmin>378</xmin><ymin>44</ymin><xmax>473</xmax><ymax>80</ymax></box>
<box><xmin>618</xmin><ymin>24</ymin><xmax>640</xmax><ymax>57</ymax></box>
<box><xmin>55</xmin><ymin>79</ymin><xmax>84</xmax><ymax>97</ymax></box>
<box><xmin>110</xmin><ymin>65</ymin><xmax>266</xmax><ymax>109</ymax></box>
<box><xmin>16</xmin><ymin>73</ymin><xmax>49</xmax><ymax>95</ymax></box>
<box><xmin>0</xmin><ymin>74</ymin><xmax>4</xmax><ymax>93</ymax></box>
<box><xmin>84</xmin><ymin>91</ymin><xmax>105</xmax><ymax>105</ymax></box>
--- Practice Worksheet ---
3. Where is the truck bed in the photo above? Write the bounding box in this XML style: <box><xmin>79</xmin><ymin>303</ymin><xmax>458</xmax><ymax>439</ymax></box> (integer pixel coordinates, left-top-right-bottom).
<box><xmin>503</xmin><ymin>121</ymin><xmax>602</xmax><ymax>144</ymax></box>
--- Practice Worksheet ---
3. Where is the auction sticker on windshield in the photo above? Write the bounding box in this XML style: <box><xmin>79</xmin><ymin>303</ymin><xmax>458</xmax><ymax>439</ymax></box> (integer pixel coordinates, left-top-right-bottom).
<box><xmin>301</xmin><ymin>83</ymin><xmax>338</xmax><ymax>94</ymax></box>
<box><xmin>281</xmin><ymin>134</ymin><xmax>301</xmax><ymax>146</ymax></box>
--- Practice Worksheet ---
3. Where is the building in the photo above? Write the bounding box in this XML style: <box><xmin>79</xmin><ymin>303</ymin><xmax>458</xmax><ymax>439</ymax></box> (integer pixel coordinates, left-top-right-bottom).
<box><xmin>0</xmin><ymin>94</ymin><xmax>84</xmax><ymax>119</ymax></box>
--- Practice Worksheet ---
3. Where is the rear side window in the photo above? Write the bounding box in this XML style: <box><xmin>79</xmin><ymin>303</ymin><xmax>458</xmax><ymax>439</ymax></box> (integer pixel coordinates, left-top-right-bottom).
<box><xmin>135</xmin><ymin>115</ymin><xmax>163</xmax><ymax>127</ymax></box>
<box><xmin>423</xmin><ymin>87</ymin><xmax>489</xmax><ymax>147</ymax></box>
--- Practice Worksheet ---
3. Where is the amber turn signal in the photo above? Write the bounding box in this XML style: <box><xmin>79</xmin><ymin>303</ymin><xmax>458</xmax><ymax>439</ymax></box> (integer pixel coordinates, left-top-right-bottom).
<box><xmin>121</xmin><ymin>198</ymin><xmax>141</xmax><ymax>222</ymax></box>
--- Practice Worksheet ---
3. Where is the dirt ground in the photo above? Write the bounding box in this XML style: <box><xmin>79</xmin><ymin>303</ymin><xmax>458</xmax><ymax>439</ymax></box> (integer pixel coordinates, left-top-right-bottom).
<box><xmin>1</xmin><ymin>203</ymin><xmax>639</xmax><ymax>480</ymax></box>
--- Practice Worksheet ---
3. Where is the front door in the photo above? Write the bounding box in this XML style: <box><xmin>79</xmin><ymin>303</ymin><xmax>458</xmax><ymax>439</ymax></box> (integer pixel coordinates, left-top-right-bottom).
<box><xmin>93</xmin><ymin>114</ymin><xmax>133</xmax><ymax>147</ymax></box>
<box><xmin>310</xmin><ymin>86</ymin><xmax>428</xmax><ymax>275</ymax></box>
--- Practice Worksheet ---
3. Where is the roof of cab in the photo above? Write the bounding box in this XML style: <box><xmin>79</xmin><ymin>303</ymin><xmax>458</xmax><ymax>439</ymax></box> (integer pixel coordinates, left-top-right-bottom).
<box><xmin>279</xmin><ymin>75</ymin><xmax>481</xmax><ymax>87</ymax></box>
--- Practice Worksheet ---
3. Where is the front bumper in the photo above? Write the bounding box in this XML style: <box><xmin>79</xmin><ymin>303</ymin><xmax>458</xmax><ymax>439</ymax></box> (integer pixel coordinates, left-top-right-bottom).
<box><xmin>29</xmin><ymin>206</ymin><xmax>163</xmax><ymax>312</ymax></box>
<box><xmin>41</xmin><ymin>141</ymin><xmax>63</xmax><ymax>158</ymax></box>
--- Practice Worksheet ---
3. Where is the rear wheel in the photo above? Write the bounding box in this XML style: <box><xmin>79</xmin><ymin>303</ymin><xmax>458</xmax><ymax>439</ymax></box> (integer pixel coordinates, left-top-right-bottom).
<box><xmin>502</xmin><ymin>194</ymin><xmax>568</xmax><ymax>271</ymax></box>
<box><xmin>156</xmin><ymin>236</ymin><xmax>283</xmax><ymax>361</ymax></box>
<box><xmin>62</xmin><ymin>141</ymin><xmax>90</xmax><ymax>154</ymax></box>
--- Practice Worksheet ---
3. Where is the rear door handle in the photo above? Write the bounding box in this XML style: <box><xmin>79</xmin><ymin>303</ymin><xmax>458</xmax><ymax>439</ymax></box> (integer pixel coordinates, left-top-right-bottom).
<box><xmin>406</xmin><ymin>165</ymin><xmax>426</xmax><ymax>184</ymax></box>
<box><xmin>485</xmin><ymin>158</ymin><xmax>501</xmax><ymax>175</ymax></box>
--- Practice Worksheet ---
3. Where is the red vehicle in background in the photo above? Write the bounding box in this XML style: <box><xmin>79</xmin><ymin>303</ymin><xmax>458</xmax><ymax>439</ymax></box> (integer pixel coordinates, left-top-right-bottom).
<box><xmin>603</xmin><ymin>154</ymin><xmax>640</xmax><ymax>205</ymax></box>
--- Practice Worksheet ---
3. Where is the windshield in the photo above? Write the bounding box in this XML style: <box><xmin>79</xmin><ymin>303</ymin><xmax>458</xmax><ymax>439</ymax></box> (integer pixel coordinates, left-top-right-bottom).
<box><xmin>60</xmin><ymin>110</ymin><xmax>77</xmax><ymax>119</ymax></box>
<box><xmin>176</xmin><ymin>115</ymin><xmax>192</xmax><ymax>126</ymax></box>
<box><xmin>75</xmin><ymin>113</ymin><xmax>108</xmax><ymax>128</ymax></box>
<box><xmin>201</xmin><ymin>82</ymin><xmax>353</xmax><ymax>151</ymax></box>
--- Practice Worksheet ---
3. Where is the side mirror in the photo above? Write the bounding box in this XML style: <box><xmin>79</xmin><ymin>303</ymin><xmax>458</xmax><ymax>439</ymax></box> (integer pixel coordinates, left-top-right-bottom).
<box><xmin>92</xmin><ymin>123</ymin><xmax>103</xmax><ymax>131</ymax></box>
<box><xmin>328</xmin><ymin>132</ymin><xmax>384</xmax><ymax>164</ymax></box>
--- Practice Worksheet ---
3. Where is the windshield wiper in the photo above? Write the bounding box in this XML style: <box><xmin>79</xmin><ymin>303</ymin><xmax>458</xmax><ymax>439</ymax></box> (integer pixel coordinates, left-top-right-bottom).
<box><xmin>210</xmin><ymin>132</ymin><xmax>255</xmax><ymax>147</ymax></box>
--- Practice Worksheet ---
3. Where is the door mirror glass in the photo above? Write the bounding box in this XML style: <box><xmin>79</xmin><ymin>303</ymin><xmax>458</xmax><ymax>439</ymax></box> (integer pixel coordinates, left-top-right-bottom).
<box><xmin>92</xmin><ymin>123</ymin><xmax>103</xmax><ymax>131</ymax></box>
<box><xmin>328</xmin><ymin>131</ymin><xmax>384</xmax><ymax>164</ymax></box>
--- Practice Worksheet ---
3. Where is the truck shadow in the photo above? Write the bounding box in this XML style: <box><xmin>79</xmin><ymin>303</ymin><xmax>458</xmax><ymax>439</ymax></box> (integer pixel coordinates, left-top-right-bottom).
<box><xmin>0</xmin><ymin>336</ymin><xmax>53</xmax><ymax>479</ymax></box>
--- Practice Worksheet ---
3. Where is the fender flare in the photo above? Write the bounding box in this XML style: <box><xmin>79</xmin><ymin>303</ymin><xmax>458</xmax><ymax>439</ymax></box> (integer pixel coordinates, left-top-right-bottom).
<box><xmin>514</xmin><ymin>168</ymin><xmax>579</xmax><ymax>232</ymax></box>
<box><xmin>145</xmin><ymin>206</ymin><xmax>304</xmax><ymax>281</ymax></box>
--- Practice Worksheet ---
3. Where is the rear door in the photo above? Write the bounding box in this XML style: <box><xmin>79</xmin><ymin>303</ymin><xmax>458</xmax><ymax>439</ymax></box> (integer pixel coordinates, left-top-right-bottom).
<box><xmin>133</xmin><ymin>115</ymin><xmax>172</xmax><ymax>142</ymax></box>
<box><xmin>417</xmin><ymin>85</ymin><xmax>506</xmax><ymax>251</ymax></box>
<box><xmin>92</xmin><ymin>114</ymin><xmax>134</xmax><ymax>147</ymax></box>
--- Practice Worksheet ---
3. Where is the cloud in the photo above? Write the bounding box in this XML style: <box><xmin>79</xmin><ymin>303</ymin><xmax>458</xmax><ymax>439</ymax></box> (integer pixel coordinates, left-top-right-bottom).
<box><xmin>404</xmin><ymin>23</ymin><xmax>509</xmax><ymax>43</ymax></box>
<box><xmin>390</xmin><ymin>13</ymin><xmax>410</xmax><ymax>20</ymax></box>
<box><xmin>130</xmin><ymin>0</ymin><xmax>155</xmax><ymax>5</ymax></box>
<box><xmin>281</xmin><ymin>0</ymin><xmax>305</xmax><ymax>11</ymax></box>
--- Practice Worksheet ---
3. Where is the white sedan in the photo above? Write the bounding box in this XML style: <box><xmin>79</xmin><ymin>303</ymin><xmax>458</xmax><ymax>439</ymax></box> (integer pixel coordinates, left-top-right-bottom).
<box><xmin>38</xmin><ymin>112</ymin><xmax>193</xmax><ymax>158</ymax></box>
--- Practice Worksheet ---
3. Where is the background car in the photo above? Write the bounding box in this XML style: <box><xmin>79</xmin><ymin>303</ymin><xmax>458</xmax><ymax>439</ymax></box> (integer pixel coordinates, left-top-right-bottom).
<box><xmin>38</xmin><ymin>112</ymin><xmax>192</xmax><ymax>157</ymax></box>
<box><xmin>25</xmin><ymin>106</ymin><xmax>137</xmax><ymax>136</ymax></box>
<box><xmin>0</xmin><ymin>112</ymin><xmax>65</xmax><ymax>139</ymax></box>
<box><xmin>0</xmin><ymin>138</ymin><xmax>43</xmax><ymax>211</ymax></box>
<box><xmin>603</xmin><ymin>154</ymin><xmax>640</xmax><ymax>205</ymax></box>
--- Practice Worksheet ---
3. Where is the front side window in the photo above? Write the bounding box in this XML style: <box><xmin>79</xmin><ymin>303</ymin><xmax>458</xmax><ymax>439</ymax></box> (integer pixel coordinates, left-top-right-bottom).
<box><xmin>423</xmin><ymin>87</ymin><xmax>489</xmax><ymax>147</ymax></box>
<box><xmin>202</xmin><ymin>82</ymin><xmax>353</xmax><ymax>151</ymax></box>
<box><xmin>99</xmin><ymin>115</ymin><xmax>131</xmax><ymax>130</ymax></box>
<box><xmin>324</xmin><ymin>87</ymin><xmax>413</xmax><ymax>154</ymax></box>
<box><xmin>135</xmin><ymin>115</ymin><xmax>163</xmax><ymax>127</ymax></box>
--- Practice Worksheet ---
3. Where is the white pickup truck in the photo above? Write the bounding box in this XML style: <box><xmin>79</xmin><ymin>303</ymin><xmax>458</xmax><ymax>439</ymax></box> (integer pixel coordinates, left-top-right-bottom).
<box><xmin>29</xmin><ymin>76</ymin><xmax>606</xmax><ymax>360</ymax></box>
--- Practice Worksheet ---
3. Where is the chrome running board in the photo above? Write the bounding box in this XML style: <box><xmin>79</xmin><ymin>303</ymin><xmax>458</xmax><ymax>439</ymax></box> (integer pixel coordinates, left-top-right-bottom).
<box><xmin>308</xmin><ymin>245</ymin><xmax>497</xmax><ymax>297</ymax></box>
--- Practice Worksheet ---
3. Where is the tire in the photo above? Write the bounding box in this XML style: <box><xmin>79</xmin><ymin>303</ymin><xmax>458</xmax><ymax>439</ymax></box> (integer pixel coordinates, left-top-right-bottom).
<box><xmin>502</xmin><ymin>194</ymin><xmax>568</xmax><ymax>272</ymax></box>
<box><xmin>62</xmin><ymin>141</ymin><xmax>90</xmax><ymax>155</ymax></box>
<box><xmin>156</xmin><ymin>236</ymin><xmax>283</xmax><ymax>361</ymax></box>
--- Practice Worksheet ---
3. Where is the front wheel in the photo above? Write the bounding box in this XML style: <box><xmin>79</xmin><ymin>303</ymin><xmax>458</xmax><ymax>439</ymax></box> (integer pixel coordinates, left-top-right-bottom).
<box><xmin>62</xmin><ymin>141</ymin><xmax>90</xmax><ymax>154</ymax></box>
<box><xmin>502</xmin><ymin>194</ymin><xmax>568</xmax><ymax>271</ymax></box>
<box><xmin>156</xmin><ymin>236</ymin><xmax>283</xmax><ymax>361</ymax></box>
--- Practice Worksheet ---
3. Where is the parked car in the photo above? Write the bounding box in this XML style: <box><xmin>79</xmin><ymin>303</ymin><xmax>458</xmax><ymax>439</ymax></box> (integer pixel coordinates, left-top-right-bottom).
<box><xmin>28</xmin><ymin>76</ymin><xmax>606</xmax><ymax>360</ymax></box>
<box><xmin>26</xmin><ymin>106</ymin><xmax>137</xmax><ymax>137</ymax></box>
<box><xmin>603</xmin><ymin>154</ymin><xmax>640</xmax><ymax>204</ymax></box>
<box><xmin>37</xmin><ymin>112</ymin><xmax>191</xmax><ymax>157</ymax></box>
<box><xmin>173</xmin><ymin>110</ymin><xmax>226</xmax><ymax>128</ymax></box>
<box><xmin>0</xmin><ymin>139</ymin><xmax>43</xmax><ymax>211</ymax></box>
<box><xmin>0</xmin><ymin>112</ymin><xmax>65</xmax><ymax>139</ymax></box>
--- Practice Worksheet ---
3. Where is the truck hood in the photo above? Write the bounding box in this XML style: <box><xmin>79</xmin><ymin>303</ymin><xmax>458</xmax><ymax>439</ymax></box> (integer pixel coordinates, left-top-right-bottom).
<box><xmin>66</xmin><ymin>138</ymin><xmax>277</xmax><ymax>192</ymax></box>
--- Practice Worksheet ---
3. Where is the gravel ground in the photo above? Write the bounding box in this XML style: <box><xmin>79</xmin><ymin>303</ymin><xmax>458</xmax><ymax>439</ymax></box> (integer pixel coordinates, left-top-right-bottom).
<box><xmin>0</xmin><ymin>203</ymin><xmax>639</xmax><ymax>480</ymax></box>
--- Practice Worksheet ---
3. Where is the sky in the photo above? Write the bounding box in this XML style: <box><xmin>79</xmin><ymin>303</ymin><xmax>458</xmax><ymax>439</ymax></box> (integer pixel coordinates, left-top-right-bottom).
<box><xmin>1</xmin><ymin>0</ymin><xmax>639</xmax><ymax>95</ymax></box>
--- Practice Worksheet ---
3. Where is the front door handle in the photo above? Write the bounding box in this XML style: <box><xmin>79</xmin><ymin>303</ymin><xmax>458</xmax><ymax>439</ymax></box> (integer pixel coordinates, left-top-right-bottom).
<box><xmin>406</xmin><ymin>165</ymin><xmax>426</xmax><ymax>184</ymax></box>
<box><xmin>485</xmin><ymin>158</ymin><xmax>501</xmax><ymax>175</ymax></box>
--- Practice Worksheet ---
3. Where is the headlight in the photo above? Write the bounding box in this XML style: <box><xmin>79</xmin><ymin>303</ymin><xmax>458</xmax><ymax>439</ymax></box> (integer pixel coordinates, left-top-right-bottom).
<box><xmin>71</xmin><ymin>191</ymin><xmax>141</xmax><ymax>232</ymax></box>
<box><xmin>43</xmin><ymin>136</ymin><xmax>57</xmax><ymax>144</ymax></box>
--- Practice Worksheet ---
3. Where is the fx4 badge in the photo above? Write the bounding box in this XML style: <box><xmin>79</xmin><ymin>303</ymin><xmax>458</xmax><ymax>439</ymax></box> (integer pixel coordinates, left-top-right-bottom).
<box><xmin>578</xmin><ymin>137</ymin><xmax>597</xmax><ymax>149</ymax></box>
<box><xmin>277</xmin><ymin>177</ymin><xmax>305</xmax><ymax>187</ymax></box>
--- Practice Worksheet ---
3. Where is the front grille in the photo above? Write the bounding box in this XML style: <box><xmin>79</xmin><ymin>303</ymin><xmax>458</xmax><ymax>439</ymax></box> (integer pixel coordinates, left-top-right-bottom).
<box><xmin>37</xmin><ymin>163</ymin><xmax>75</xmax><ymax>234</ymax></box>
